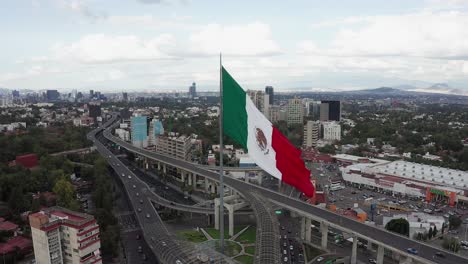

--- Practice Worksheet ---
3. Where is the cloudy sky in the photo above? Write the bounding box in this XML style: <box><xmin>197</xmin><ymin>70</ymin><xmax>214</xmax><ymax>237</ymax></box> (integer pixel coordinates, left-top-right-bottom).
<box><xmin>2</xmin><ymin>0</ymin><xmax>468</xmax><ymax>93</ymax></box>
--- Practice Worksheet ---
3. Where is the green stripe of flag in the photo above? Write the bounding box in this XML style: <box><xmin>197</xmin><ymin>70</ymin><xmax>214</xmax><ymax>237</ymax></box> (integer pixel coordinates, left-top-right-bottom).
<box><xmin>222</xmin><ymin>67</ymin><xmax>248</xmax><ymax>150</ymax></box>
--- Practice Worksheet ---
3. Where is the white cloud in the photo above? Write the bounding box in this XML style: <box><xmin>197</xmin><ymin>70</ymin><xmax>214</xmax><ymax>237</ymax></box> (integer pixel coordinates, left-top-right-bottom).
<box><xmin>185</xmin><ymin>22</ymin><xmax>281</xmax><ymax>57</ymax></box>
<box><xmin>52</xmin><ymin>34</ymin><xmax>175</xmax><ymax>63</ymax></box>
<box><xmin>305</xmin><ymin>11</ymin><xmax>468</xmax><ymax>60</ymax></box>
<box><xmin>57</xmin><ymin>0</ymin><xmax>106</xmax><ymax>20</ymax></box>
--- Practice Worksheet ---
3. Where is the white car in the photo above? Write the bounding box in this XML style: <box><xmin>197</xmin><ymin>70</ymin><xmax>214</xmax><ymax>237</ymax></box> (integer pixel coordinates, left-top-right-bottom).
<box><xmin>133</xmin><ymin>185</ymin><xmax>136</xmax><ymax>189</ymax></box>
<box><xmin>128</xmin><ymin>175</ymin><xmax>132</xmax><ymax>179</ymax></box>
<box><xmin>283</xmin><ymin>257</ymin><xmax>288</xmax><ymax>262</ymax></box>
<box><xmin>317</xmin><ymin>256</ymin><xmax>324</xmax><ymax>262</ymax></box>
<box><xmin>121</xmin><ymin>173</ymin><xmax>125</xmax><ymax>177</ymax></box>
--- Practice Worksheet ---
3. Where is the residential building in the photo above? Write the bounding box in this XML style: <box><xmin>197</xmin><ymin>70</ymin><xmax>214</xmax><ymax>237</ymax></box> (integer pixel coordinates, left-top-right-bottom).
<box><xmin>131</xmin><ymin>116</ymin><xmax>148</xmax><ymax>148</ymax></box>
<box><xmin>247</xmin><ymin>90</ymin><xmax>269</xmax><ymax>119</ymax></box>
<box><xmin>320</xmin><ymin>100</ymin><xmax>341</xmax><ymax>121</ymax></box>
<box><xmin>269</xmin><ymin>105</ymin><xmax>280</xmax><ymax>123</ymax></box>
<box><xmin>287</xmin><ymin>97</ymin><xmax>304</xmax><ymax>125</ymax></box>
<box><xmin>303</xmin><ymin>121</ymin><xmax>320</xmax><ymax>147</ymax></box>
<box><xmin>322</xmin><ymin>121</ymin><xmax>341</xmax><ymax>141</ymax></box>
<box><xmin>115</xmin><ymin>128</ymin><xmax>130</xmax><ymax>141</ymax></box>
<box><xmin>88</xmin><ymin>102</ymin><xmax>101</xmax><ymax>120</ymax></box>
<box><xmin>265</xmin><ymin>86</ymin><xmax>274</xmax><ymax>105</ymax></box>
<box><xmin>29</xmin><ymin>207</ymin><xmax>101</xmax><ymax>264</ymax></box>
<box><xmin>155</xmin><ymin>135</ymin><xmax>193</xmax><ymax>160</ymax></box>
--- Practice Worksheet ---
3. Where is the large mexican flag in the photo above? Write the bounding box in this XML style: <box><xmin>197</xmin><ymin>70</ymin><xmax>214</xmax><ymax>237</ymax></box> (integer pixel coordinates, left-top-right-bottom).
<box><xmin>222</xmin><ymin>67</ymin><xmax>314</xmax><ymax>197</ymax></box>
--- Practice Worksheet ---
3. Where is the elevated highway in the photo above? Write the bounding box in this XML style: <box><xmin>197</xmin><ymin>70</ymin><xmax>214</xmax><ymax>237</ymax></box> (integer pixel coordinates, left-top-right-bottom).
<box><xmin>103</xmin><ymin>115</ymin><xmax>468</xmax><ymax>264</ymax></box>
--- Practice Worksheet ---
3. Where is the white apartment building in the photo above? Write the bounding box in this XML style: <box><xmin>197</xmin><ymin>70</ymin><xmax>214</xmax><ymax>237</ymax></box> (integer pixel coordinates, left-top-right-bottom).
<box><xmin>246</xmin><ymin>90</ymin><xmax>269</xmax><ymax>119</ymax></box>
<box><xmin>115</xmin><ymin>128</ymin><xmax>130</xmax><ymax>141</ymax></box>
<box><xmin>269</xmin><ymin>105</ymin><xmax>280</xmax><ymax>123</ymax></box>
<box><xmin>303</xmin><ymin>120</ymin><xmax>320</xmax><ymax>147</ymax></box>
<box><xmin>155</xmin><ymin>135</ymin><xmax>193</xmax><ymax>161</ymax></box>
<box><xmin>29</xmin><ymin>207</ymin><xmax>101</xmax><ymax>264</ymax></box>
<box><xmin>322</xmin><ymin>121</ymin><xmax>341</xmax><ymax>141</ymax></box>
<box><xmin>287</xmin><ymin>97</ymin><xmax>304</xmax><ymax>125</ymax></box>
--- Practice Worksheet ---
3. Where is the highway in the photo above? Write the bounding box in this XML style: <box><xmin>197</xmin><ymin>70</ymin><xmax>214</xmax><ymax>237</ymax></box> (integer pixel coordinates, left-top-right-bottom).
<box><xmin>102</xmin><ymin>115</ymin><xmax>468</xmax><ymax>264</ymax></box>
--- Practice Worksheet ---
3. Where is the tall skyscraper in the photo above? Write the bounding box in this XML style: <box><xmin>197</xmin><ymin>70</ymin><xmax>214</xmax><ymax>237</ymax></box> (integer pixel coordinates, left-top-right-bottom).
<box><xmin>122</xmin><ymin>92</ymin><xmax>128</xmax><ymax>102</ymax></box>
<box><xmin>46</xmin><ymin>90</ymin><xmax>60</xmax><ymax>102</ymax></box>
<box><xmin>247</xmin><ymin>90</ymin><xmax>269</xmax><ymax>119</ymax></box>
<box><xmin>29</xmin><ymin>207</ymin><xmax>102</xmax><ymax>264</ymax></box>
<box><xmin>265</xmin><ymin>86</ymin><xmax>274</xmax><ymax>105</ymax></box>
<box><xmin>131</xmin><ymin>116</ymin><xmax>148</xmax><ymax>148</ymax></box>
<box><xmin>89</xmin><ymin>90</ymin><xmax>94</xmax><ymax>99</ymax></box>
<box><xmin>188</xmin><ymin>82</ymin><xmax>197</xmax><ymax>98</ymax></box>
<box><xmin>303</xmin><ymin>121</ymin><xmax>320</xmax><ymax>147</ymax></box>
<box><xmin>320</xmin><ymin>100</ymin><xmax>341</xmax><ymax>121</ymax></box>
<box><xmin>287</xmin><ymin>97</ymin><xmax>304</xmax><ymax>125</ymax></box>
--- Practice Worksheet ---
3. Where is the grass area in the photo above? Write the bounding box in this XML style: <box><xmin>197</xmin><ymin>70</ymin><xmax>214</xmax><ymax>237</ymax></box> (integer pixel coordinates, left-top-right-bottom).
<box><xmin>176</xmin><ymin>230</ymin><xmax>207</xmax><ymax>243</ymax></box>
<box><xmin>244</xmin><ymin>246</ymin><xmax>255</xmax><ymax>255</ymax></box>
<box><xmin>234</xmin><ymin>255</ymin><xmax>254</xmax><ymax>264</ymax></box>
<box><xmin>205</xmin><ymin>225</ymin><xmax>247</xmax><ymax>239</ymax></box>
<box><xmin>200</xmin><ymin>240</ymin><xmax>242</xmax><ymax>257</ymax></box>
<box><xmin>303</xmin><ymin>243</ymin><xmax>325</xmax><ymax>261</ymax></box>
<box><xmin>236</xmin><ymin>226</ymin><xmax>256</xmax><ymax>244</ymax></box>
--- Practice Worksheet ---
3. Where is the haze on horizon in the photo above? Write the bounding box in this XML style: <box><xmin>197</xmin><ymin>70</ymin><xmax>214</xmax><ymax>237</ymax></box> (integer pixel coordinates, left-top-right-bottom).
<box><xmin>1</xmin><ymin>0</ymin><xmax>468</xmax><ymax>93</ymax></box>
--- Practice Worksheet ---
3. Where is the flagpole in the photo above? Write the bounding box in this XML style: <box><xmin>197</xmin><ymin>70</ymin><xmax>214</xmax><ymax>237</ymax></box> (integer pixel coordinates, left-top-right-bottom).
<box><xmin>219</xmin><ymin>53</ymin><xmax>225</xmax><ymax>254</ymax></box>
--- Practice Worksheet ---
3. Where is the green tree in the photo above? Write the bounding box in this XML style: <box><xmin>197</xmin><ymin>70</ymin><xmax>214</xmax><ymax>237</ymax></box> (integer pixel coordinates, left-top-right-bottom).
<box><xmin>385</xmin><ymin>218</ymin><xmax>410</xmax><ymax>237</ymax></box>
<box><xmin>433</xmin><ymin>225</ymin><xmax>438</xmax><ymax>237</ymax></box>
<box><xmin>428</xmin><ymin>227</ymin><xmax>433</xmax><ymax>239</ymax></box>
<box><xmin>449</xmin><ymin>215</ymin><xmax>462</xmax><ymax>230</ymax></box>
<box><xmin>53</xmin><ymin>177</ymin><xmax>79</xmax><ymax>211</ymax></box>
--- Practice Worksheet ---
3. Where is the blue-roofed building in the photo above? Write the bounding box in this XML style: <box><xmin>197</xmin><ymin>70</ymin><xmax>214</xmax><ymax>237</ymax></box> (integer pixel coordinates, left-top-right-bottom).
<box><xmin>131</xmin><ymin>116</ymin><xmax>148</xmax><ymax>148</ymax></box>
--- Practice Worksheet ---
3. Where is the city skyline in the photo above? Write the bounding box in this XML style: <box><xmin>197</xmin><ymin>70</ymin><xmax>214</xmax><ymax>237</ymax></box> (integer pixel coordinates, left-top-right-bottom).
<box><xmin>2</xmin><ymin>0</ymin><xmax>468</xmax><ymax>94</ymax></box>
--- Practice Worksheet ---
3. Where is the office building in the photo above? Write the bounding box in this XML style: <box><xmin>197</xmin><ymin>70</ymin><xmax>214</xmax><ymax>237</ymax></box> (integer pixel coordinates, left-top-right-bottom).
<box><xmin>247</xmin><ymin>90</ymin><xmax>269</xmax><ymax>119</ymax></box>
<box><xmin>320</xmin><ymin>100</ymin><xmax>341</xmax><ymax>121</ymax></box>
<box><xmin>46</xmin><ymin>90</ymin><xmax>60</xmax><ymax>102</ymax></box>
<box><xmin>303</xmin><ymin>121</ymin><xmax>320</xmax><ymax>147</ymax></box>
<box><xmin>287</xmin><ymin>97</ymin><xmax>304</xmax><ymax>125</ymax></box>
<box><xmin>188</xmin><ymin>82</ymin><xmax>197</xmax><ymax>98</ymax></box>
<box><xmin>131</xmin><ymin>116</ymin><xmax>148</xmax><ymax>148</ymax></box>
<box><xmin>29</xmin><ymin>207</ymin><xmax>101</xmax><ymax>264</ymax></box>
<box><xmin>12</xmin><ymin>90</ymin><xmax>20</xmax><ymax>98</ymax></box>
<box><xmin>269</xmin><ymin>105</ymin><xmax>280</xmax><ymax>123</ymax></box>
<box><xmin>155</xmin><ymin>134</ymin><xmax>193</xmax><ymax>160</ymax></box>
<box><xmin>89</xmin><ymin>90</ymin><xmax>94</xmax><ymax>99</ymax></box>
<box><xmin>122</xmin><ymin>92</ymin><xmax>128</xmax><ymax>102</ymax></box>
<box><xmin>148</xmin><ymin>119</ymin><xmax>164</xmax><ymax>146</ymax></box>
<box><xmin>322</xmin><ymin>121</ymin><xmax>341</xmax><ymax>141</ymax></box>
<box><xmin>265</xmin><ymin>86</ymin><xmax>274</xmax><ymax>105</ymax></box>
<box><xmin>88</xmin><ymin>102</ymin><xmax>101</xmax><ymax>120</ymax></box>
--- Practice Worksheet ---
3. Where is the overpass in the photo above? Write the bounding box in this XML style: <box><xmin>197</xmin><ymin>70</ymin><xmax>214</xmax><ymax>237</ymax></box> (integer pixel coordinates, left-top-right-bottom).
<box><xmin>102</xmin><ymin>115</ymin><xmax>468</xmax><ymax>264</ymax></box>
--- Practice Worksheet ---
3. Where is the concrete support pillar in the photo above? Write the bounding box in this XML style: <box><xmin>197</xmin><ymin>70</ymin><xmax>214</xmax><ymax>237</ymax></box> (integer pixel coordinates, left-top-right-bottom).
<box><xmin>157</xmin><ymin>162</ymin><xmax>161</xmax><ymax>170</ymax></box>
<box><xmin>351</xmin><ymin>235</ymin><xmax>358</xmax><ymax>264</ymax></box>
<box><xmin>228</xmin><ymin>207</ymin><xmax>234</xmax><ymax>237</ymax></box>
<box><xmin>205</xmin><ymin>177</ymin><xmax>209</xmax><ymax>193</ymax></box>
<box><xmin>207</xmin><ymin>214</ymin><xmax>211</xmax><ymax>226</ymax></box>
<box><xmin>214</xmin><ymin>198</ymin><xmax>220</xmax><ymax>230</ymax></box>
<box><xmin>377</xmin><ymin>245</ymin><xmax>384</xmax><ymax>264</ymax></box>
<box><xmin>300</xmin><ymin>217</ymin><xmax>306</xmax><ymax>240</ymax></box>
<box><xmin>181</xmin><ymin>171</ymin><xmax>186</xmax><ymax>183</ymax></box>
<box><xmin>305</xmin><ymin>218</ymin><xmax>312</xmax><ymax>242</ymax></box>
<box><xmin>163</xmin><ymin>164</ymin><xmax>167</xmax><ymax>174</ymax></box>
<box><xmin>244</xmin><ymin>173</ymin><xmax>249</xmax><ymax>183</ymax></box>
<box><xmin>320</xmin><ymin>222</ymin><xmax>328</xmax><ymax>249</ymax></box>
<box><xmin>210</xmin><ymin>181</ymin><xmax>216</xmax><ymax>194</ymax></box>
<box><xmin>367</xmin><ymin>240</ymin><xmax>373</xmax><ymax>251</ymax></box>
<box><xmin>188</xmin><ymin>173</ymin><xmax>193</xmax><ymax>186</ymax></box>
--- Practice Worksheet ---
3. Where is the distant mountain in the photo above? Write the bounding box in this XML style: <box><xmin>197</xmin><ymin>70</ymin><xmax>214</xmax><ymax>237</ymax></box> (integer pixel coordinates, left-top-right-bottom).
<box><xmin>405</xmin><ymin>83</ymin><xmax>468</xmax><ymax>96</ymax></box>
<box><xmin>393</xmin><ymin>84</ymin><xmax>418</xmax><ymax>90</ymax></box>
<box><xmin>347</xmin><ymin>87</ymin><xmax>408</xmax><ymax>95</ymax></box>
<box><xmin>429</xmin><ymin>83</ymin><xmax>450</xmax><ymax>89</ymax></box>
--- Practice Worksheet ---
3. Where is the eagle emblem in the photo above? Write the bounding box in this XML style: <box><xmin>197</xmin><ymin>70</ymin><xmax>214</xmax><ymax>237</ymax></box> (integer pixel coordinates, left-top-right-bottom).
<box><xmin>255</xmin><ymin>127</ymin><xmax>269</xmax><ymax>154</ymax></box>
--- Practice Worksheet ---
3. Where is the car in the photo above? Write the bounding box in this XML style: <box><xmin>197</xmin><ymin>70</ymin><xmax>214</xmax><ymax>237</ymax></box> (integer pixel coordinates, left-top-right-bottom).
<box><xmin>368</xmin><ymin>259</ymin><xmax>377</xmax><ymax>264</ymax></box>
<box><xmin>407</xmin><ymin>248</ymin><xmax>418</xmax><ymax>255</ymax></box>
<box><xmin>281</xmin><ymin>226</ymin><xmax>285</xmax><ymax>230</ymax></box>
<box><xmin>184</xmin><ymin>196</ymin><xmax>188</xmax><ymax>199</ymax></box>
<box><xmin>175</xmin><ymin>261</ymin><xmax>182</xmax><ymax>264</ymax></box>
<box><xmin>165</xmin><ymin>186</ymin><xmax>169</xmax><ymax>190</ymax></box>
<box><xmin>162</xmin><ymin>241</ymin><xmax>167</xmax><ymax>246</ymax></box>
<box><xmin>121</xmin><ymin>173</ymin><xmax>125</xmax><ymax>177</ymax></box>
<box><xmin>137</xmin><ymin>208</ymin><xmax>142</xmax><ymax>212</ymax></box>
<box><xmin>136</xmin><ymin>234</ymin><xmax>141</xmax><ymax>240</ymax></box>
<box><xmin>317</xmin><ymin>256</ymin><xmax>324</xmax><ymax>262</ymax></box>
<box><xmin>138</xmin><ymin>246</ymin><xmax>143</xmax><ymax>253</ymax></box>
<box><xmin>283</xmin><ymin>249</ymin><xmax>287</xmax><ymax>254</ymax></box>
<box><xmin>434</xmin><ymin>252</ymin><xmax>445</xmax><ymax>258</ymax></box>
<box><xmin>287</xmin><ymin>230</ymin><xmax>292</xmax><ymax>234</ymax></box>
<box><xmin>444</xmin><ymin>214</ymin><xmax>450</xmax><ymax>218</ymax></box>
<box><xmin>136</xmin><ymin>192</ymin><xmax>139</xmax><ymax>196</ymax></box>
<box><xmin>283</xmin><ymin>242</ymin><xmax>287</xmax><ymax>247</ymax></box>
<box><xmin>283</xmin><ymin>235</ymin><xmax>287</xmax><ymax>239</ymax></box>
<box><xmin>133</xmin><ymin>185</ymin><xmax>136</xmax><ymax>188</ymax></box>
<box><xmin>289</xmin><ymin>245</ymin><xmax>293</xmax><ymax>250</ymax></box>
<box><xmin>141</xmin><ymin>254</ymin><xmax>147</xmax><ymax>261</ymax></box>
<box><xmin>351</xmin><ymin>191</ymin><xmax>357</xmax><ymax>194</ymax></box>
<box><xmin>139</xmin><ymin>199</ymin><xmax>143</xmax><ymax>204</ymax></box>
<box><xmin>283</xmin><ymin>257</ymin><xmax>288</xmax><ymax>262</ymax></box>
<box><xmin>128</xmin><ymin>175</ymin><xmax>132</xmax><ymax>179</ymax></box>
<box><xmin>146</xmin><ymin>213</ymin><xmax>151</xmax><ymax>218</ymax></box>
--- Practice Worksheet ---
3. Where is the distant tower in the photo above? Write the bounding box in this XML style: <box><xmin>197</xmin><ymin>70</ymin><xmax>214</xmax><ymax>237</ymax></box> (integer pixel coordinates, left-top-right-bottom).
<box><xmin>265</xmin><ymin>86</ymin><xmax>274</xmax><ymax>105</ymax></box>
<box><xmin>189</xmin><ymin>82</ymin><xmax>197</xmax><ymax>98</ymax></box>
<box><xmin>122</xmin><ymin>92</ymin><xmax>128</xmax><ymax>102</ymax></box>
<box><xmin>320</xmin><ymin>100</ymin><xmax>341</xmax><ymax>121</ymax></box>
